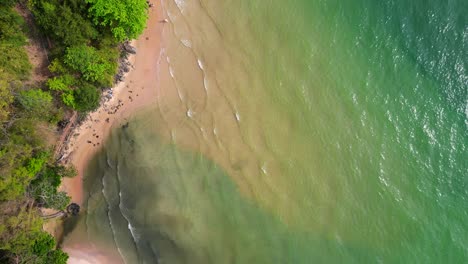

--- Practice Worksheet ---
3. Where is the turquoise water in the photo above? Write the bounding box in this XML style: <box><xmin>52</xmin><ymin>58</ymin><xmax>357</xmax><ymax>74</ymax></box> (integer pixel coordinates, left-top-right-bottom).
<box><xmin>68</xmin><ymin>0</ymin><xmax>467</xmax><ymax>263</ymax></box>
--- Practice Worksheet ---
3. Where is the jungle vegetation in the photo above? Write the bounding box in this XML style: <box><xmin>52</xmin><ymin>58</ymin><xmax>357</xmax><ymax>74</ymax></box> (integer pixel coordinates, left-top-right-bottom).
<box><xmin>0</xmin><ymin>0</ymin><xmax>148</xmax><ymax>262</ymax></box>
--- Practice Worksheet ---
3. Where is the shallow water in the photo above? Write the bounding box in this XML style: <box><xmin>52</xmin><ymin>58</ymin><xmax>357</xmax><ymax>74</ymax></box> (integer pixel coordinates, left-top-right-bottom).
<box><xmin>67</xmin><ymin>0</ymin><xmax>467</xmax><ymax>263</ymax></box>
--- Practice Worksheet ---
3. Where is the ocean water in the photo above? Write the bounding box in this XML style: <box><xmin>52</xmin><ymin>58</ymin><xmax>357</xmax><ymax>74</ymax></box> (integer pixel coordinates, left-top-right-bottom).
<box><xmin>67</xmin><ymin>0</ymin><xmax>467</xmax><ymax>263</ymax></box>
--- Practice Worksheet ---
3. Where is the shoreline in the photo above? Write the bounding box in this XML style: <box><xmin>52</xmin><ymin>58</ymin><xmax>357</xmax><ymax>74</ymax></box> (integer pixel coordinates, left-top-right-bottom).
<box><xmin>43</xmin><ymin>1</ymin><xmax>164</xmax><ymax>260</ymax></box>
<box><xmin>62</xmin><ymin>0</ymin><xmax>162</xmax><ymax>205</ymax></box>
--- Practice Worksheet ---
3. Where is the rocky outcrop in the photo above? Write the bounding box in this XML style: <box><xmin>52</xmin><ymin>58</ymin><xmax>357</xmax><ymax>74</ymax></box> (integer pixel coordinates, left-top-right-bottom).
<box><xmin>115</xmin><ymin>43</ymin><xmax>135</xmax><ymax>83</ymax></box>
<box><xmin>123</xmin><ymin>41</ymin><xmax>137</xmax><ymax>54</ymax></box>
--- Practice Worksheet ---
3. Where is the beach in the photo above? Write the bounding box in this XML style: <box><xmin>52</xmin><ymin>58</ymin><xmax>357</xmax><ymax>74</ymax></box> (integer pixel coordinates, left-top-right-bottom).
<box><xmin>48</xmin><ymin>1</ymin><xmax>164</xmax><ymax>261</ymax></box>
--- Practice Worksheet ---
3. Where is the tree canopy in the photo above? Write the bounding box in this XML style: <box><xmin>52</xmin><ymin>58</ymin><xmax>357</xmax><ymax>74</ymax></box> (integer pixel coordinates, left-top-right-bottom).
<box><xmin>73</xmin><ymin>83</ymin><xmax>101</xmax><ymax>112</ymax></box>
<box><xmin>0</xmin><ymin>5</ymin><xmax>31</xmax><ymax>80</ymax></box>
<box><xmin>0</xmin><ymin>201</ymin><xmax>68</xmax><ymax>264</ymax></box>
<box><xmin>86</xmin><ymin>0</ymin><xmax>148</xmax><ymax>41</ymax></box>
<box><xmin>0</xmin><ymin>78</ymin><xmax>13</xmax><ymax>122</ymax></box>
<box><xmin>16</xmin><ymin>89</ymin><xmax>53</xmax><ymax>118</ymax></box>
<box><xmin>29</xmin><ymin>0</ymin><xmax>98</xmax><ymax>46</ymax></box>
<box><xmin>64</xmin><ymin>45</ymin><xmax>114</xmax><ymax>86</ymax></box>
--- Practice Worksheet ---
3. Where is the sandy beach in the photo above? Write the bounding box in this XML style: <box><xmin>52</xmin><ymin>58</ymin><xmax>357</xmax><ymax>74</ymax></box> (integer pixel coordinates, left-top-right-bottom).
<box><xmin>47</xmin><ymin>1</ymin><xmax>164</xmax><ymax>262</ymax></box>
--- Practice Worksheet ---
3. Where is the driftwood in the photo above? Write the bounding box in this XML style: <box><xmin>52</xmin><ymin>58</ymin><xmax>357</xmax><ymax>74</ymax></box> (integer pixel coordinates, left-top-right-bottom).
<box><xmin>54</xmin><ymin>111</ymin><xmax>78</xmax><ymax>161</ymax></box>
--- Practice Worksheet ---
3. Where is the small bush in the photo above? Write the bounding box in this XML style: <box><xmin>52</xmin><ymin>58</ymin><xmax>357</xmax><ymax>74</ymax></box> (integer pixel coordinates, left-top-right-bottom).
<box><xmin>73</xmin><ymin>84</ymin><xmax>100</xmax><ymax>112</ymax></box>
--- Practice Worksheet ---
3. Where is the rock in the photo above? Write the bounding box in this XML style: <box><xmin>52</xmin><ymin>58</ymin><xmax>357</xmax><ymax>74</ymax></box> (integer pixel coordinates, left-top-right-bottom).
<box><xmin>67</xmin><ymin>203</ymin><xmax>80</xmax><ymax>216</ymax></box>
<box><xmin>122</xmin><ymin>64</ymin><xmax>130</xmax><ymax>73</ymax></box>
<box><xmin>123</xmin><ymin>42</ymin><xmax>137</xmax><ymax>54</ymax></box>
<box><xmin>115</xmin><ymin>72</ymin><xmax>125</xmax><ymax>82</ymax></box>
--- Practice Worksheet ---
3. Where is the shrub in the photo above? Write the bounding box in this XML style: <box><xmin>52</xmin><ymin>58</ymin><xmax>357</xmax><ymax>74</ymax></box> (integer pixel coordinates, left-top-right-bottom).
<box><xmin>47</xmin><ymin>76</ymin><xmax>74</xmax><ymax>92</ymax></box>
<box><xmin>64</xmin><ymin>45</ymin><xmax>114</xmax><ymax>86</ymax></box>
<box><xmin>16</xmin><ymin>89</ymin><xmax>53</xmax><ymax>118</ymax></box>
<box><xmin>73</xmin><ymin>84</ymin><xmax>100</xmax><ymax>112</ymax></box>
<box><xmin>47</xmin><ymin>249</ymin><xmax>69</xmax><ymax>264</ymax></box>
<box><xmin>61</xmin><ymin>92</ymin><xmax>76</xmax><ymax>109</ymax></box>
<box><xmin>32</xmin><ymin>232</ymin><xmax>55</xmax><ymax>256</ymax></box>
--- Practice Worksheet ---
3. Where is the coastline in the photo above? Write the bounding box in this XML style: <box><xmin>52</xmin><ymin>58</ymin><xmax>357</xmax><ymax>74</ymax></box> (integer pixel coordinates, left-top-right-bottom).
<box><xmin>62</xmin><ymin>0</ymin><xmax>162</xmax><ymax>204</ymax></box>
<box><xmin>44</xmin><ymin>1</ymin><xmax>164</xmax><ymax>261</ymax></box>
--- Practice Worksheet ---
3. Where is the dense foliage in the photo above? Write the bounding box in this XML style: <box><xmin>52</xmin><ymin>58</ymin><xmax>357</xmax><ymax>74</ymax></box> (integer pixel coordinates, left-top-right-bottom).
<box><xmin>0</xmin><ymin>4</ymin><xmax>70</xmax><ymax>260</ymax></box>
<box><xmin>86</xmin><ymin>0</ymin><xmax>148</xmax><ymax>41</ymax></box>
<box><xmin>29</xmin><ymin>165</ymin><xmax>73</xmax><ymax>210</ymax></box>
<box><xmin>29</xmin><ymin>0</ymin><xmax>127</xmax><ymax>111</ymax></box>
<box><xmin>0</xmin><ymin>200</ymin><xmax>68</xmax><ymax>263</ymax></box>
<box><xmin>0</xmin><ymin>6</ymin><xmax>31</xmax><ymax>80</ymax></box>
<box><xmin>0</xmin><ymin>0</ymin><xmax>148</xmax><ymax>262</ymax></box>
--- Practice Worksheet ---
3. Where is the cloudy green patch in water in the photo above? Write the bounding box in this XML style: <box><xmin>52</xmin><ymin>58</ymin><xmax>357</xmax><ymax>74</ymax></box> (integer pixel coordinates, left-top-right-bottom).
<box><xmin>77</xmin><ymin>118</ymin><xmax>388</xmax><ymax>263</ymax></box>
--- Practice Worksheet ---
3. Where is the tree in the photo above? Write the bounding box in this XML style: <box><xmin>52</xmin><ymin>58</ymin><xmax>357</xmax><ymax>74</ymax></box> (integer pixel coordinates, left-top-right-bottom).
<box><xmin>30</xmin><ymin>181</ymin><xmax>70</xmax><ymax>210</ymax></box>
<box><xmin>29</xmin><ymin>166</ymin><xmax>71</xmax><ymax>210</ymax></box>
<box><xmin>61</xmin><ymin>91</ymin><xmax>76</xmax><ymax>109</ymax></box>
<box><xmin>0</xmin><ymin>6</ymin><xmax>31</xmax><ymax>80</ymax></box>
<box><xmin>0</xmin><ymin>0</ymin><xmax>18</xmax><ymax>8</ymax></box>
<box><xmin>0</xmin><ymin>200</ymin><xmax>69</xmax><ymax>263</ymax></box>
<box><xmin>0</xmin><ymin>78</ymin><xmax>13</xmax><ymax>123</ymax></box>
<box><xmin>0</xmin><ymin>202</ymin><xmax>44</xmax><ymax>255</ymax></box>
<box><xmin>47</xmin><ymin>249</ymin><xmax>69</xmax><ymax>264</ymax></box>
<box><xmin>29</xmin><ymin>0</ymin><xmax>98</xmax><ymax>46</ymax></box>
<box><xmin>47</xmin><ymin>75</ymin><xmax>74</xmax><ymax>92</ymax></box>
<box><xmin>0</xmin><ymin>152</ymin><xmax>49</xmax><ymax>201</ymax></box>
<box><xmin>48</xmin><ymin>59</ymin><xmax>67</xmax><ymax>75</ymax></box>
<box><xmin>86</xmin><ymin>0</ymin><xmax>148</xmax><ymax>41</ymax></box>
<box><xmin>64</xmin><ymin>45</ymin><xmax>114</xmax><ymax>86</ymax></box>
<box><xmin>73</xmin><ymin>84</ymin><xmax>100</xmax><ymax>112</ymax></box>
<box><xmin>47</xmin><ymin>75</ymin><xmax>78</xmax><ymax>108</ymax></box>
<box><xmin>32</xmin><ymin>232</ymin><xmax>55</xmax><ymax>256</ymax></box>
<box><xmin>16</xmin><ymin>89</ymin><xmax>53</xmax><ymax>118</ymax></box>
<box><xmin>63</xmin><ymin>45</ymin><xmax>96</xmax><ymax>73</ymax></box>
<box><xmin>55</xmin><ymin>165</ymin><xmax>77</xmax><ymax>178</ymax></box>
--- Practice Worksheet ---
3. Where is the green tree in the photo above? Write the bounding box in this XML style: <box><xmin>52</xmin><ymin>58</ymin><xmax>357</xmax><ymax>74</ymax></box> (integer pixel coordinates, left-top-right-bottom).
<box><xmin>63</xmin><ymin>45</ymin><xmax>95</xmax><ymax>73</ymax></box>
<box><xmin>73</xmin><ymin>84</ymin><xmax>100</xmax><ymax>112</ymax></box>
<box><xmin>86</xmin><ymin>0</ymin><xmax>148</xmax><ymax>41</ymax></box>
<box><xmin>64</xmin><ymin>45</ymin><xmax>114</xmax><ymax>86</ymax></box>
<box><xmin>29</xmin><ymin>0</ymin><xmax>98</xmax><ymax>46</ymax></box>
<box><xmin>32</xmin><ymin>232</ymin><xmax>55</xmax><ymax>256</ymax></box>
<box><xmin>0</xmin><ymin>202</ymin><xmax>44</xmax><ymax>254</ymax></box>
<box><xmin>29</xmin><ymin>166</ymin><xmax>71</xmax><ymax>210</ymax></box>
<box><xmin>0</xmin><ymin>6</ymin><xmax>31</xmax><ymax>80</ymax></box>
<box><xmin>0</xmin><ymin>201</ymin><xmax>69</xmax><ymax>263</ymax></box>
<box><xmin>55</xmin><ymin>165</ymin><xmax>77</xmax><ymax>178</ymax></box>
<box><xmin>0</xmin><ymin>78</ymin><xmax>13</xmax><ymax>123</ymax></box>
<box><xmin>47</xmin><ymin>249</ymin><xmax>69</xmax><ymax>264</ymax></box>
<box><xmin>30</xmin><ymin>181</ymin><xmax>70</xmax><ymax>210</ymax></box>
<box><xmin>16</xmin><ymin>89</ymin><xmax>53</xmax><ymax>118</ymax></box>
<box><xmin>61</xmin><ymin>91</ymin><xmax>76</xmax><ymax>108</ymax></box>
<box><xmin>47</xmin><ymin>76</ymin><xmax>73</xmax><ymax>92</ymax></box>
<box><xmin>0</xmin><ymin>152</ymin><xmax>49</xmax><ymax>201</ymax></box>
<box><xmin>48</xmin><ymin>59</ymin><xmax>67</xmax><ymax>75</ymax></box>
<box><xmin>0</xmin><ymin>0</ymin><xmax>18</xmax><ymax>8</ymax></box>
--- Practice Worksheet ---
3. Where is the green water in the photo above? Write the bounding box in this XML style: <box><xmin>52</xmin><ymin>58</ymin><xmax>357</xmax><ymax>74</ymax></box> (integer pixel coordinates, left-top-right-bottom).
<box><xmin>66</xmin><ymin>0</ymin><xmax>467</xmax><ymax>263</ymax></box>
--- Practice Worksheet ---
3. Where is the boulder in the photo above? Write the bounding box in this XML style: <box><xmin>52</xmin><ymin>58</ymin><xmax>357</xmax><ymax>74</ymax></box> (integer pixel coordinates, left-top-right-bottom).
<box><xmin>123</xmin><ymin>42</ymin><xmax>137</xmax><ymax>54</ymax></box>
